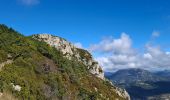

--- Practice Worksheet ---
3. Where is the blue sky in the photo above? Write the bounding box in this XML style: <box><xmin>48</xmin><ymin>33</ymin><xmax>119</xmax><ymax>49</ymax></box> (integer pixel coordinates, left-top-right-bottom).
<box><xmin>1</xmin><ymin>0</ymin><xmax>170</xmax><ymax>71</ymax></box>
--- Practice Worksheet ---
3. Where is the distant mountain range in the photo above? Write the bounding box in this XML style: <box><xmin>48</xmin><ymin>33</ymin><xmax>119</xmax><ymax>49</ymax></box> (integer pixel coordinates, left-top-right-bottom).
<box><xmin>155</xmin><ymin>70</ymin><xmax>170</xmax><ymax>79</ymax></box>
<box><xmin>105</xmin><ymin>68</ymin><xmax>170</xmax><ymax>100</ymax></box>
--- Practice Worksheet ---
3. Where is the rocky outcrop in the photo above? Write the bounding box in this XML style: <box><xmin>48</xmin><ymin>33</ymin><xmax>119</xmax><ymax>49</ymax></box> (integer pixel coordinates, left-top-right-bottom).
<box><xmin>0</xmin><ymin>60</ymin><xmax>13</xmax><ymax>71</ymax></box>
<box><xmin>32</xmin><ymin>34</ymin><xmax>104</xmax><ymax>79</ymax></box>
<box><xmin>11</xmin><ymin>83</ymin><xmax>21</xmax><ymax>92</ymax></box>
<box><xmin>106</xmin><ymin>79</ymin><xmax>130</xmax><ymax>100</ymax></box>
<box><xmin>115</xmin><ymin>88</ymin><xmax>130</xmax><ymax>100</ymax></box>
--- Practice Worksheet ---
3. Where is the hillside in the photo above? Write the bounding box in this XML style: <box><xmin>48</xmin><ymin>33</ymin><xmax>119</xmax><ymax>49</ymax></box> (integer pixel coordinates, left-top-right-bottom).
<box><xmin>0</xmin><ymin>24</ymin><xmax>129</xmax><ymax>100</ymax></box>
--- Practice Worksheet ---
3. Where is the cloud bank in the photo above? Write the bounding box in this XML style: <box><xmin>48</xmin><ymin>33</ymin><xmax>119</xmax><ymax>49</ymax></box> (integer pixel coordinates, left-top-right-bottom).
<box><xmin>89</xmin><ymin>33</ymin><xmax>170</xmax><ymax>72</ymax></box>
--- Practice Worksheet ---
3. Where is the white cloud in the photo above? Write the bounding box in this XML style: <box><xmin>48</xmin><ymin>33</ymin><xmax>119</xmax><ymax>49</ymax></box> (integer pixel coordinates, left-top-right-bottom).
<box><xmin>166</xmin><ymin>52</ymin><xmax>170</xmax><ymax>55</ymax></box>
<box><xmin>152</xmin><ymin>31</ymin><xmax>160</xmax><ymax>38</ymax></box>
<box><xmin>89</xmin><ymin>33</ymin><xmax>134</xmax><ymax>55</ymax></box>
<box><xmin>146</xmin><ymin>45</ymin><xmax>163</xmax><ymax>56</ymax></box>
<box><xmin>90</xmin><ymin>33</ymin><xmax>170</xmax><ymax>72</ymax></box>
<box><xmin>18</xmin><ymin>0</ymin><xmax>40</xmax><ymax>6</ymax></box>
<box><xmin>74</xmin><ymin>42</ymin><xmax>83</xmax><ymax>48</ymax></box>
<box><xmin>143</xmin><ymin>53</ymin><xmax>152</xmax><ymax>59</ymax></box>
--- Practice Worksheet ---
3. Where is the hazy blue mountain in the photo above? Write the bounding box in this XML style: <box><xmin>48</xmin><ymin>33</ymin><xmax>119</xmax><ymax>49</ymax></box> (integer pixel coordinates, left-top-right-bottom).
<box><xmin>155</xmin><ymin>70</ymin><xmax>170</xmax><ymax>79</ymax></box>
<box><xmin>106</xmin><ymin>68</ymin><xmax>166</xmax><ymax>86</ymax></box>
<box><xmin>104</xmin><ymin>72</ymin><xmax>113</xmax><ymax>77</ymax></box>
<box><xmin>126</xmin><ymin>81</ymin><xmax>170</xmax><ymax>100</ymax></box>
<box><xmin>105</xmin><ymin>68</ymin><xmax>170</xmax><ymax>100</ymax></box>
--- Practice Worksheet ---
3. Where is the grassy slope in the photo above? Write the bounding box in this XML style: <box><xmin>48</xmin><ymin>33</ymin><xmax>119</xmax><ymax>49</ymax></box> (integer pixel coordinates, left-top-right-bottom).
<box><xmin>0</xmin><ymin>24</ymin><xmax>124</xmax><ymax>100</ymax></box>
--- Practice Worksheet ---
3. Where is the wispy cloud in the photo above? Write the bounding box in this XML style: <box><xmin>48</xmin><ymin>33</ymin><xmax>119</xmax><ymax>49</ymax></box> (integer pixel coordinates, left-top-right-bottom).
<box><xmin>17</xmin><ymin>0</ymin><xmax>40</xmax><ymax>6</ymax></box>
<box><xmin>74</xmin><ymin>42</ymin><xmax>83</xmax><ymax>49</ymax></box>
<box><xmin>152</xmin><ymin>31</ymin><xmax>160</xmax><ymax>38</ymax></box>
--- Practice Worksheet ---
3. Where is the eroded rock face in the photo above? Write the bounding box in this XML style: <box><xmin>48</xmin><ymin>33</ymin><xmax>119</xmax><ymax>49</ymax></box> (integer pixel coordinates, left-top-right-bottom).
<box><xmin>115</xmin><ymin>88</ymin><xmax>130</xmax><ymax>100</ymax></box>
<box><xmin>107</xmin><ymin>80</ymin><xmax>130</xmax><ymax>100</ymax></box>
<box><xmin>32</xmin><ymin>34</ymin><xmax>104</xmax><ymax>79</ymax></box>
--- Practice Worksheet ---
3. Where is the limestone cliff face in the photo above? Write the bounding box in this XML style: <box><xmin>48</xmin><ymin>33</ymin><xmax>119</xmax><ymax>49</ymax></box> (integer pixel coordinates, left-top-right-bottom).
<box><xmin>114</xmin><ymin>85</ymin><xmax>131</xmax><ymax>100</ymax></box>
<box><xmin>32</xmin><ymin>34</ymin><xmax>104</xmax><ymax>79</ymax></box>
<box><xmin>32</xmin><ymin>34</ymin><xmax>130</xmax><ymax>100</ymax></box>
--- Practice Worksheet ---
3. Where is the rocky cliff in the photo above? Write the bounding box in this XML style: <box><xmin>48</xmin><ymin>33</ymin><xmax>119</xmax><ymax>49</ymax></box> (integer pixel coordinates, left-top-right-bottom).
<box><xmin>33</xmin><ymin>34</ymin><xmax>104</xmax><ymax>79</ymax></box>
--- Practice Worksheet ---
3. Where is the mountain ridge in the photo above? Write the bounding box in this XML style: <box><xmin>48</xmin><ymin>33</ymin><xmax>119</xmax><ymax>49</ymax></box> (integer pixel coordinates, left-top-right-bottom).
<box><xmin>107</xmin><ymin>68</ymin><xmax>166</xmax><ymax>86</ymax></box>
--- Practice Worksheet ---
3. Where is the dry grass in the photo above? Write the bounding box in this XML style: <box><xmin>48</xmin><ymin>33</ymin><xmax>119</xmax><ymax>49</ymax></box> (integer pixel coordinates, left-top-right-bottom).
<box><xmin>0</xmin><ymin>92</ymin><xmax>17</xmax><ymax>100</ymax></box>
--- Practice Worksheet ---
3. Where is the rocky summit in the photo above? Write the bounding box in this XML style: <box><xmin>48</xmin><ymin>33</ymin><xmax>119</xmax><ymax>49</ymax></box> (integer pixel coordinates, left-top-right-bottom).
<box><xmin>32</xmin><ymin>34</ymin><xmax>104</xmax><ymax>79</ymax></box>
<box><xmin>0</xmin><ymin>24</ymin><xmax>130</xmax><ymax>100</ymax></box>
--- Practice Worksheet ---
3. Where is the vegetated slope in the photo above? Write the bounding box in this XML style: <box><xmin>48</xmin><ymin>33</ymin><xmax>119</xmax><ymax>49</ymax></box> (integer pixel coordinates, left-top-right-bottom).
<box><xmin>0</xmin><ymin>24</ymin><xmax>128</xmax><ymax>100</ymax></box>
